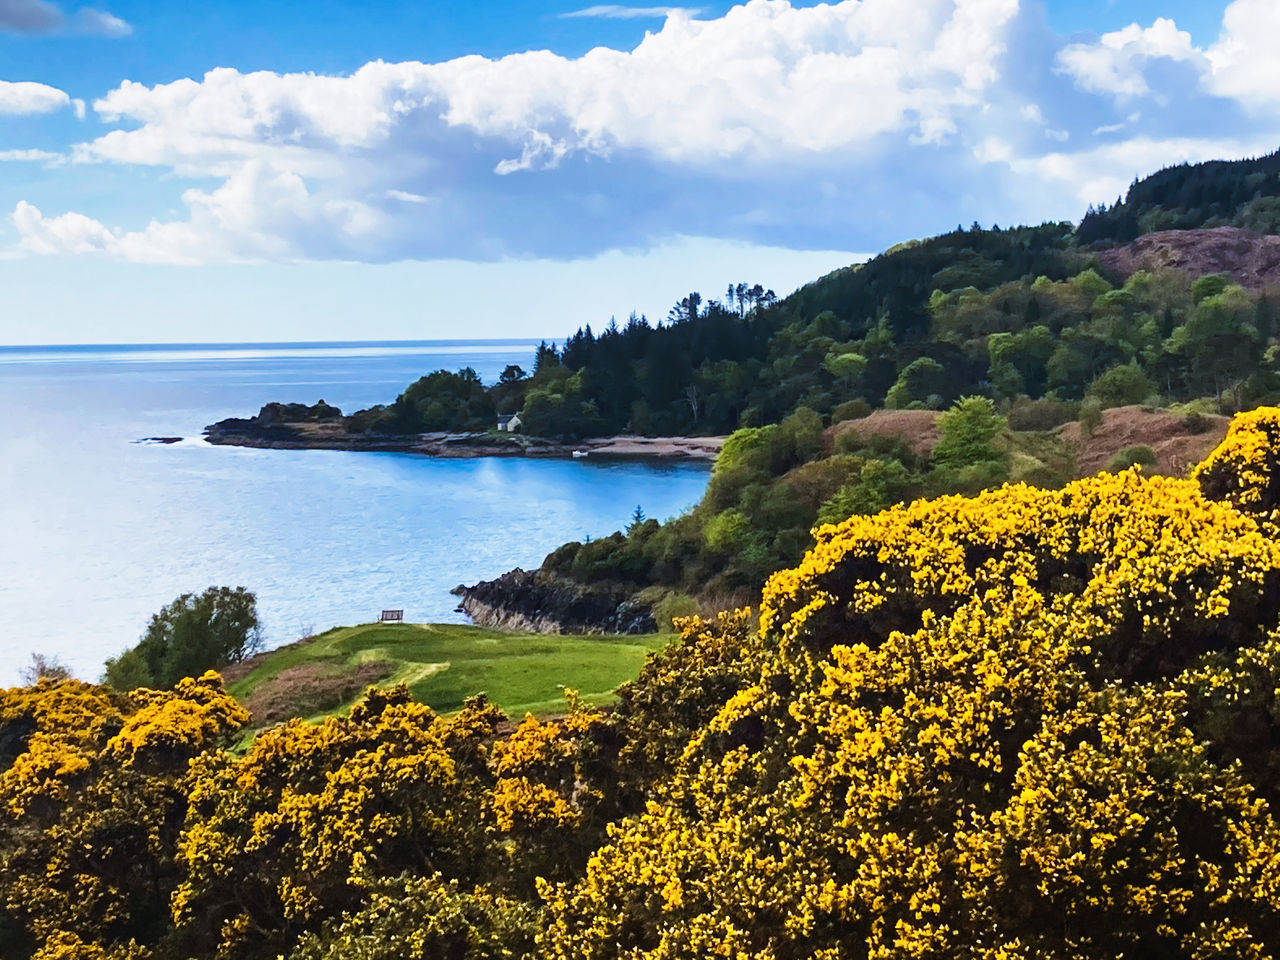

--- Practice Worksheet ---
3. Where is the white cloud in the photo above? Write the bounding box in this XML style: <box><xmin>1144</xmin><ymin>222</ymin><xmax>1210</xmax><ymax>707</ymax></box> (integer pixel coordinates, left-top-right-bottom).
<box><xmin>385</xmin><ymin>189</ymin><xmax>431</xmax><ymax>204</ymax></box>
<box><xmin>13</xmin><ymin>200</ymin><xmax>118</xmax><ymax>254</ymax></box>
<box><xmin>11</xmin><ymin>0</ymin><xmax>1280</xmax><ymax>267</ymax></box>
<box><xmin>0</xmin><ymin>148</ymin><xmax>60</xmax><ymax>161</ymax></box>
<box><xmin>74</xmin><ymin>7</ymin><xmax>130</xmax><ymax>36</ymax></box>
<box><xmin>559</xmin><ymin>5</ymin><xmax>704</xmax><ymax>19</ymax></box>
<box><xmin>1056</xmin><ymin>1</ymin><xmax>1280</xmax><ymax>113</ymax></box>
<box><xmin>1056</xmin><ymin>17</ymin><xmax>1199</xmax><ymax>99</ymax></box>
<box><xmin>1204</xmin><ymin>0</ymin><xmax>1280</xmax><ymax>109</ymax></box>
<box><xmin>0</xmin><ymin>80</ymin><xmax>71</xmax><ymax>115</ymax></box>
<box><xmin>19</xmin><ymin>0</ymin><xmax>1024</xmax><ymax>263</ymax></box>
<box><xmin>1000</xmin><ymin>135</ymin><xmax>1280</xmax><ymax>208</ymax></box>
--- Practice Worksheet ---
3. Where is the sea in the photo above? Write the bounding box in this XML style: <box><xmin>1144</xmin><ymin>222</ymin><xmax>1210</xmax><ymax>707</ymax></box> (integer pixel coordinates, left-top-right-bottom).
<box><xmin>0</xmin><ymin>341</ymin><xmax>712</xmax><ymax>685</ymax></box>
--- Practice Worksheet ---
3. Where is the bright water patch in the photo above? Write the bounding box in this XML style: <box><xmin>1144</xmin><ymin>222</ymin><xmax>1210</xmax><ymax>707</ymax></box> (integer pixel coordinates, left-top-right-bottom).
<box><xmin>0</xmin><ymin>342</ymin><xmax>711</xmax><ymax>684</ymax></box>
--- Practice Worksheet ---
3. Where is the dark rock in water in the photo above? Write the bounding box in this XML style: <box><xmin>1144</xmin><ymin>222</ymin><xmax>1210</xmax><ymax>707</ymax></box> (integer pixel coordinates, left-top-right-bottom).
<box><xmin>204</xmin><ymin>399</ymin><xmax>344</xmax><ymax>446</ymax></box>
<box><xmin>137</xmin><ymin>436</ymin><xmax>183</xmax><ymax>444</ymax></box>
<box><xmin>452</xmin><ymin>569</ymin><xmax>656</xmax><ymax>635</ymax></box>
<box><xmin>204</xmin><ymin>415</ymin><xmax>306</xmax><ymax>445</ymax></box>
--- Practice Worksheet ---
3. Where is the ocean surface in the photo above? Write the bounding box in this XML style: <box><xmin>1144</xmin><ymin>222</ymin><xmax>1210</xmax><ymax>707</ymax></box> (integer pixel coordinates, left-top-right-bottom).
<box><xmin>0</xmin><ymin>341</ymin><xmax>712</xmax><ymax>685</ymax></box>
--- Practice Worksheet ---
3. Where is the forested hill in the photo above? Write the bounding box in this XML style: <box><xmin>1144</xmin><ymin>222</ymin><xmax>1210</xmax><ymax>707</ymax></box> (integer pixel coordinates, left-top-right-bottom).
<box><xmin>1077</xmin><ymin>147</ymin><xmax>1280</xmax><ymax>244</ymax></box>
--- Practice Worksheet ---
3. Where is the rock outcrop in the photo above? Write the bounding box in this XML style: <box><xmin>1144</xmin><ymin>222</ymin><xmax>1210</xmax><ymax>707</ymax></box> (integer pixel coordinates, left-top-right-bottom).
<box><xmin>452</xmin><ymin>569</ymin><xmax>656</xmax><ymax>635</ymax></box>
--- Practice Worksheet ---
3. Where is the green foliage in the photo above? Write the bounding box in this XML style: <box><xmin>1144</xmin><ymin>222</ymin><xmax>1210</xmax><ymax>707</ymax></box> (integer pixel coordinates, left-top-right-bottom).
<box><xmin>932</xmin><ymin>396</ymin><xmax>1008</xmax><ymax>469</ymax></box>
<box><xmin>1079</xmin><ymin>397</ymin><xmax>1104</xmax><ymax>437</ymax></box>
<box><xmin>816</xmin><ymin>458</ymin><xmax>912</xmax><ymax>525</ymax></box>
<box><xmin>1005</xmin><ymin>396</ymin><xmax>1079</xmax><ymax>431</ymax></box>
<box><xmin>1086</xmin><ymin>363</ymin><xmax>1158</xmax><ymax>409</ymax></box>
<box><xmin>703</xmin><ymin>509</ymin><xmax>750</xmax><ymax>556</ymax></box>
<box><xmin>104</xmin><ymin>587</ymin><xmax>261</xmax><ymax>691</ymax></box>
<box><xmin>1107</xmin><ymin>444</ymin><xmax>1159</xmax><ymax>472</ymax></box>
<box><xmin>287</xmin><ymin>876</ymin><xmax>539</xmax><ymax>960</ymax></box>
<box><xmin>347</xmin><ymin>368</ymin><xmax>496</xmax><ymax>434</ymax></box>
<box><xmin>884</xmin><ymin>356</ymin><xmax>947</xmax><ymax>409</ymax></box>
<box><xmin>830</xmin><ymin>398</ymin><xmax>870</xmax><ymax>423</ymax></box>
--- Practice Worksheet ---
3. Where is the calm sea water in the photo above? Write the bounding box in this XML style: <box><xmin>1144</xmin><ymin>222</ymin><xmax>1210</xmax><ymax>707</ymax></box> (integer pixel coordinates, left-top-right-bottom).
<box><xmin>0</xmin><ymin>341</ymin><xmax>711</xmax><ymax>685</ymax></box>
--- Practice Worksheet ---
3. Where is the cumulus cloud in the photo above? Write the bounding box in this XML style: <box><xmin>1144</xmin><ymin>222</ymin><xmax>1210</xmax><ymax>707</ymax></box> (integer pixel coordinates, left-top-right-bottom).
<box><xmin>18</xmin><ymin>0</ymin><xmax>1024</xmax><ymax>262</ymax></box>
<box><xmin>11</xmin><ymin>0</ymin><xmax>1280</xmax><ymax>266</ymax></box>
<box><xmin>0</xmin><ymin>80</ymin><xmax>72</xmax><ymax>115</ymax></box>
<box><xmin>1205</xmin><ymin>0</ymin><xmax>1280</xmax><ymax>109</ymax></box>
<box><xmin>1057</xmin><ymin>18</ymin><xmax>1199</xmax><ymax>99</ymax></box>
<box><xmin>560</xmin><ymin>5</ymin><xmax>704</xmax><ymax>19</ymax></box>
<box><xmin>1056</xmin><ymin>0</ymin><xmax>1280</xmax><ymax>112</ymax></box>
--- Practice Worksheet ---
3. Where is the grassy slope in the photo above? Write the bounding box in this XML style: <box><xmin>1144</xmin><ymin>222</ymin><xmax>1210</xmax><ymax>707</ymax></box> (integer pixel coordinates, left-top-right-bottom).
<box><xmin>226</xmin><ymin>622</ymin><xmax>669</xmax><ymax>725</ymax></box>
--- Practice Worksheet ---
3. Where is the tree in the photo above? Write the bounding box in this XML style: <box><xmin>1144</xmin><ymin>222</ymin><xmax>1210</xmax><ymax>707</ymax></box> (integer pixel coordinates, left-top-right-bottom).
<box><xmin>932</xmin><ymin>396</ymin><xmax>1007</xmax><ymax>469</ymax></box>
<box><xmin>885</xmin><ymin>357</ymin><xmax>947</xmax><ymax>409</ymax></box>
<box><xmin>1086</xmin><ymin>363</ymin><xmax>1157</xmax><ymax>409</ymax></box>
<box><xmin>626</xmin><ymin>505</ymin><xmax>647</xmax><ymax>535</ymax></box>
<box><xmin>18</xmin><ymin>653</ymin><xmax>72</xmax><ymax>685</ymax></box>
<box><xmin>499</xmin><ymin>364</ymin><xmax>527</xmax><ymax>384</ymax></box>
<box><xmin>103</xmin><ymin>586</ymin><xmax>262</xmax><ymax>690</ymax></box>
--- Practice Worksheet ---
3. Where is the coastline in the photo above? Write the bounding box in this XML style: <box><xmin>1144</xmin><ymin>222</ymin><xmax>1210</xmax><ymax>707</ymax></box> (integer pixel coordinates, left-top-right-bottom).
<box><xmin>202</xmin><ymin>419</ymin><xmax>725</xmax><ymax>460</ymax></box>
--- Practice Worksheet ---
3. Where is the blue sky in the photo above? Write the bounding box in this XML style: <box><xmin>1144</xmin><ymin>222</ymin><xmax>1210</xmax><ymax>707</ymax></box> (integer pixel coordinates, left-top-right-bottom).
<box><xmin>1</xmin><ymin>0</ymin><xmax>1276</xmax><ymax>343</ymax></box>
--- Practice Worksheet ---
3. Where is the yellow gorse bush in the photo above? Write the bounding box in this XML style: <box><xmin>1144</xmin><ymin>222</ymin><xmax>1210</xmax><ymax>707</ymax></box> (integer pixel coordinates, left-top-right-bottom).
<box><xmin>1193</xmin><ymin>405</ymin><xmax>1280</xmax><ymax>534</ymax></box>
<box><xmin>540</xmin><ymin>410</ymin><xmax>1280</xmax><ymax>959</ymax></box>
<box><xmin>0</xmin><ymin>674</ymin><xmax>248</xmax><ymax>952</ymax></box>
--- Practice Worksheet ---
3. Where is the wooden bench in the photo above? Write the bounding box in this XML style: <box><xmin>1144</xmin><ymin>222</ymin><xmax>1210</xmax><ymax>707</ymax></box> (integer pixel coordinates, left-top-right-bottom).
<box><xmin>379</xmin><ymin>609</ymin><xmax>404</xmax><ymax>624</ymax></box>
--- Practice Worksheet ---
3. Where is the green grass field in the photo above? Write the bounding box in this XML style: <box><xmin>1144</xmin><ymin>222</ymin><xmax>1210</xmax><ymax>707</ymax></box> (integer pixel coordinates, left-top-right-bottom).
<box><xmin>224</xmin><ymin>622</ymin><xmax>670</xmax><ymax>726</ymax></box>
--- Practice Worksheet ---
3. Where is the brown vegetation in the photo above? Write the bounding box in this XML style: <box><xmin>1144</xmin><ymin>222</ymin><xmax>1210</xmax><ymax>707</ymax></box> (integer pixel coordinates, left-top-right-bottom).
<box><xmin>1056</xmin><ymin>404</ymin><xmax>1229</xmax><ymax>476</ymax></box>
<box><xmin>1098</xmin><ymin>226</ymin><xmax>1280</xmax><ymax>290</ymax></box>
<box><xmin>240</xmin><ymin>661</ymin><xmax>394</xmax><ymax>725</ymax></box>
<box><xmin>827</xmin><ymin>408</ymin><xmax>942</xmax><ymax>456</ymax></box>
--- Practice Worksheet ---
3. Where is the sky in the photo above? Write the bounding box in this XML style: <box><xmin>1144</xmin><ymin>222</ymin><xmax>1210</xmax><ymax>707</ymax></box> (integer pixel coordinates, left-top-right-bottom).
<box><xmin>0</xmin><ymin>0</ymin><xmax>1277</xmax><ymax>344</ymax></box>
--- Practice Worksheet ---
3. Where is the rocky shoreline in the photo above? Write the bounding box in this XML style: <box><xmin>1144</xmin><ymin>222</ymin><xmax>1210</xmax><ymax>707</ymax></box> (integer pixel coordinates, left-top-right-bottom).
<box><xmin>451</xmin><ymin>569</ymin><xmax>655</xmax><ymax>634</ymax></box>
<box><xmin>203</xmin><ymin>409</ymin><xmax>724</xmax><ymax>461</ymax></box>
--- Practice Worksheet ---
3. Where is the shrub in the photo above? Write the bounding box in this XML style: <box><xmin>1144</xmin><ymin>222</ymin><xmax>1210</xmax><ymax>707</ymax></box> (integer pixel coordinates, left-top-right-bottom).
<box><xmin>1183</xmin><ymin>411</ymin><xmax>1211</xmax><ymax>434</ymax></box>
<box><xmin>287</xmin><ymin>876</ymin><xmax>539</xmax><ymax>960</ymax></box>
<box><xmin>1107</xmin><ymin>444</ymin><xmax>1158</xmax><ymax>472</ymax></box>
<box><xmin>830</xmin><ymin>398</ymin><xmax>870</xmax><ymax>423</ymax></box>
<box><xmin>1006</xmin><ymin>396</ymin><xmax>1079</xmax><ymax>431</ymax></box>
<box><xmin>1086</xmin><ymin>363</ymin><xmax>1158</xmax><ymax>409</ymax></box>
<box><xmin>1079</xmin><ymin>397</ymin><xmax>1104</xmax><ymax>437</ymax></box>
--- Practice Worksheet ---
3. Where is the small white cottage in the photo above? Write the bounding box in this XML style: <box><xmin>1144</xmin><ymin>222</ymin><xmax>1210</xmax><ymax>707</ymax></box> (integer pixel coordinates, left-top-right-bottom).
<box><xmin>497</xmin><ymin>413</ymin><xmax>523</xmax><ymax>433</ymax></box>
